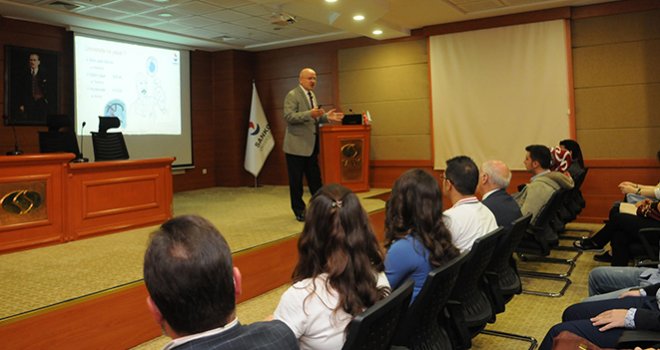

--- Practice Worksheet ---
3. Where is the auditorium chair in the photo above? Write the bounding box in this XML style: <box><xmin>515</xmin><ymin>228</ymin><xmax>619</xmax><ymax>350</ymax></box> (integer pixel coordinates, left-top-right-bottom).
<box><xmin>553</xmin><ymin>168</ymin><xmax>590</xmax><ymax>237</ymax></box>
<box><xmin>515</xmin><ymin>189</ymin><xmax>573</xmax><ymax>297</ymax></box>
<box><xmin>39</xmin><ymin>114</ymin><xmax>80</xmax><ymax>156</ymax></box>
<box><xmin>342</xmin><ymin>279</ymin><xmax>413</xmax><ymax>350</ymax></box>
<box><xmin>618</xmin><ymin>330</ymin><xmax>660</xmax><ymax>349</ymax></box>
<box><xmin>390</xmin><ymin>252</ymin><xmax>469</xmax><ymax>350</ymax></box>
<box><xmin>480</xmin><ymin>214</ymin><xmax>537</xmax><ymax>350</ymax></box>
<box><xmin>91</xmin><ymin>116</ymin><xmax>129</xmax><ymax>161</ymax></box>
<box><xmin>445</xmin><ymin>227</ymin><xmax>505</xmax><ymax>350</ymax></box>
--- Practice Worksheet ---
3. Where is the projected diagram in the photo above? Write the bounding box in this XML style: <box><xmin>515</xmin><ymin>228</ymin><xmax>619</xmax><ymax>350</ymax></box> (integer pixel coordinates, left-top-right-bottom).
<box><xmin>75</xmin><ymin>36</ymin><xmax>181</xmax><ymax>135</ymax></box>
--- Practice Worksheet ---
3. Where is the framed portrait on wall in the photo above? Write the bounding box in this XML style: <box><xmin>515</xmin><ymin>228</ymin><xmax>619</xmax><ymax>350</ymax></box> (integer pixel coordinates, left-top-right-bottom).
<box><xmin>3</xmin><ymin>46</ymin><xmax>59</xmax><ymax>126</ymax></box>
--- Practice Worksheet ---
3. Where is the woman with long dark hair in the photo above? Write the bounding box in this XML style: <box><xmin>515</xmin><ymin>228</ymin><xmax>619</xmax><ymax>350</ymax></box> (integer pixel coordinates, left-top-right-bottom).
<box><xmin>559</xmin><ymin>139</ymin><xmax>585</xmax><ymax>178</ymax></box>
<box><xmin>384</xmin><ymin>168</ymin><xmax>460</xmax><ymax>302</ymax></box>
<box><xmin>274</xmin><ymin>184</ymin><xmax>390</xmax><ymax>350</ymax></box>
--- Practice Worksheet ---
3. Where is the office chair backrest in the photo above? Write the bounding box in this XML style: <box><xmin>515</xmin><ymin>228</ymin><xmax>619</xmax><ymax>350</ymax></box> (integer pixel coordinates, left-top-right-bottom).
<box><xmin>91</xmin><ymin>132</ymin><xmax>129</xmax><ymax>161</ymax></box>
<box><xmin>391</xmin><ymin>252</ymin><xmax>469</xmax><ymax>350</ymax></box>
<box><xmin>342</xmin><ymin>279</ymin><xmax>414</xmax><ymax>350</ymax></box>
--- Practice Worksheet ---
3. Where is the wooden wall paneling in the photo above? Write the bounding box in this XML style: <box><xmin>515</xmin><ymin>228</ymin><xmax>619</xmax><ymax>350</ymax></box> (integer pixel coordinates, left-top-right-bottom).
<box><xmin>173</xmin><ymin>51</ymin><xmax>215</xmax><ymax>192</ymax></box>
<box><xmin>571</xmin><ymin>0</ymin><xmax>660</xmax><ymax>19</ymax></box>
<box><xmin>213</xmin><ymin>51</ymin><xmax>256</xmax><ymax>187</ymax></box>
<box><xmin>369</xmin><ymin>159</ymin><xmax>434</xmax><ymax>189</ymax></box>
<box><xmin>578</xmin><ymin>159</ymin><xmax>659</xmax><ymax>222</ymax></box>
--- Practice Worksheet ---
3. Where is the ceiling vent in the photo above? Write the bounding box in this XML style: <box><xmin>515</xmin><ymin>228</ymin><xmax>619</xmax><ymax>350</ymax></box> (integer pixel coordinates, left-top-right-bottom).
<box><xmin>270</xmin><ymin>13</ymin><xmax>296</xmax><ymax>26</ymax></box>
<box><xmin>48</xmin><ymin>1</ymin><xmax>82</xmax><ymax>11</ymax></box>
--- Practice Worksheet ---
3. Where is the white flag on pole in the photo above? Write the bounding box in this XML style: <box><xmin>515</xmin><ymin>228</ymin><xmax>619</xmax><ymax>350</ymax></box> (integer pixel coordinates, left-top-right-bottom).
<box><xmin>244</xmin><ymin>82</ymin><xmax>275</xmax><ymax>177</ymax></box>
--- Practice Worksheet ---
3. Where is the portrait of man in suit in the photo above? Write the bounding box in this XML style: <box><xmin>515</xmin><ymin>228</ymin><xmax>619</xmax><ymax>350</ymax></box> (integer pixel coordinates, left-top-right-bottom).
<box><xmin>5</xmin><ymin>47</ymin><xmax>59</xmax><ymax>125</ymax></box>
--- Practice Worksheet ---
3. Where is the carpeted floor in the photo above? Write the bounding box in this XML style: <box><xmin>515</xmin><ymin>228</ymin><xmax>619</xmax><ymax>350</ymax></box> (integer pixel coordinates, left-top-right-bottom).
<box><xmin>0</xmin><ymin>186</ymin><xmax>389</xmax><ymax>321</ymax></box>
<box><xmin>133</xmin><ymin>223</ymin><xmax>608</xmax><ymax>350</ymax></box>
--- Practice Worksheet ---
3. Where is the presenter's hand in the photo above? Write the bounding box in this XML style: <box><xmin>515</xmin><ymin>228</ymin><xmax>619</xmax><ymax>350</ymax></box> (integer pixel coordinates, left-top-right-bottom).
<box><xmin>327</xmin><ymin>109</ymin><xmax>344</xmax><ymax>124</ymax></box>
<box><xmin>311</xmin><ymin>108</ymin><xmax>325</xmax><ymax>118</ymax></box>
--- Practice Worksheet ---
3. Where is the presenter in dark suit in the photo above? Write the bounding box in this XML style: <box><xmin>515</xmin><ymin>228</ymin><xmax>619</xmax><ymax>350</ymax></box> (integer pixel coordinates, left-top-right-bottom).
<box><xmin>478</xmin><ymin>160</ymin><xmax>522</xmax><ymax>230</ymax></box>
<box><xmin>15</xmin><ymin>53</ymin><xmax>52</xmax><ymax>122</ymax></box>
<box><xmin>283</xmin><ymin>68</ymin><xmax>343</xmax><ymax>221</ymax></box>
<box><xmin>143</xmin><ymin>215</ymin><xmax>298</xmax><ymax>350</ymax></box>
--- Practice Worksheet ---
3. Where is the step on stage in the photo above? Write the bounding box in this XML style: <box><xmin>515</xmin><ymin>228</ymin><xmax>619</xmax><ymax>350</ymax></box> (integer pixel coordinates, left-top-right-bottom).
<box><xmin>0</xmin><ymin>186</ymin><xmax>389</xmax><ymax>349</ymax></box>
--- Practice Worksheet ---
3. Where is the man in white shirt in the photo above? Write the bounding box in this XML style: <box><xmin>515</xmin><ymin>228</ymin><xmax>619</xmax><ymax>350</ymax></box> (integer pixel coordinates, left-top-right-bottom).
<box><xmin>143</xmin><ymin>215</ymin><xmax>298</xmax><ymax>350</ymax></box>
<box><xmin>442</xmin><ymin>155</ymin><xmax>498</xmax><ymax>252</ymax></box>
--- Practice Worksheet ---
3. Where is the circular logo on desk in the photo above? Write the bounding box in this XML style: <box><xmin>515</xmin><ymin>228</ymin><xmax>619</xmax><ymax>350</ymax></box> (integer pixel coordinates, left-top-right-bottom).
<box><xmin>1</xmin><ymin>190</ymin><xmax>42</xmax><ymax>215</ymax></box>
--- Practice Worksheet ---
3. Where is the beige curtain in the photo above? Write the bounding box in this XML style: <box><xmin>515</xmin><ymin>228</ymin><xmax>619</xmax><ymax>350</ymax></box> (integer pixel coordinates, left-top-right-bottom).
<box><xmin>430</xmin><ymin>20</ymin><xmax>570</xmax><ymax>170</ymax></box>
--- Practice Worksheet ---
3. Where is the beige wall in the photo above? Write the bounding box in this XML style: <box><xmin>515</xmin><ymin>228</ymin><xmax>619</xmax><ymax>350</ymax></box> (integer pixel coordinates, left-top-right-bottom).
<box><xmin>572</xmin><ymin>8</ymin><xmax>660</xmax><ymax>159</ymax></box>
<box><xmin>337</xmin><ymin>40</ymin><xmax>431</xmax><ymax>160</ymax></box>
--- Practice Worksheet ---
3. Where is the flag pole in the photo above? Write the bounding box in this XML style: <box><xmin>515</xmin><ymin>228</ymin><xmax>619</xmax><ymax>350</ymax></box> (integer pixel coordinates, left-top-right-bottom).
<box><xmin>254</xmin><ymin>175</ymin><xmax>258</xmax><ymax>188</ymax></box>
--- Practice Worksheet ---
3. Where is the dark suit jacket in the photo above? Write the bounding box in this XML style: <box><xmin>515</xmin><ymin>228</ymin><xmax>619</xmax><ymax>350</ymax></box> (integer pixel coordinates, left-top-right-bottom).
<box><xmin>172</xmin><ymin>320</ymin><xmax>299</xmax><ymax>350</ymax></box>
<box><xmin>482</xmin><ymin>188</ymin><xmax>523</xmax><ymax>230</ymax></box>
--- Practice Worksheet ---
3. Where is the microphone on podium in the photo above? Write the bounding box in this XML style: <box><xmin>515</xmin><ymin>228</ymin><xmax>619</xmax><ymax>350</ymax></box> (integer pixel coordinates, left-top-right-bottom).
<box><xmin>4</xmin><ymin>115</ymin><xmax>24</xmax><ymax>156</ymax></box>
<box><xmin>72</xmin><ymin>121</ymin><xmax>89</xmax><ymax>163</ymax></box>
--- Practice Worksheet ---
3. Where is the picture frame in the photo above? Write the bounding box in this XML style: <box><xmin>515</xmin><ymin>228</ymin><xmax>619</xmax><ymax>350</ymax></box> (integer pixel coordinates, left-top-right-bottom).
<box><xmin>3</xmin><ymin>46</ymin><xmax>59</xmax><ymax>126</ymax></box>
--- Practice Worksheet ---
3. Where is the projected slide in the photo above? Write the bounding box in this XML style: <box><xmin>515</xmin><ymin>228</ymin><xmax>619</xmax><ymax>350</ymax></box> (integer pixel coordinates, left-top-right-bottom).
<box><xmin>74</xmin><ymin>36</ymin><xmax>181</xmax><ymax>135</ymax></box>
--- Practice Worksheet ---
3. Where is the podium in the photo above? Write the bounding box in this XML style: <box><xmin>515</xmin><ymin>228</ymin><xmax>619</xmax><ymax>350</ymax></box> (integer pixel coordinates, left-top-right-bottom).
<box><xmin>319</xmin><ymin>124</ymin><xmax>370</xmax><ymax>192</ymax></box>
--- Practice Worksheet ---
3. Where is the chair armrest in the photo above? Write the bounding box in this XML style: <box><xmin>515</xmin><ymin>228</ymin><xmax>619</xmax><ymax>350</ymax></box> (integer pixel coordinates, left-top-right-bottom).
<box><xmin>617</xmin><ymin>329</ymin><xmax>660</xmax><ymax>348</ymax></box>
<box><xmin>445</xmin><ymin>300</ymin><xmax>471</xmax><ymax>349</ymax></box>
<box><xmin>483</xmin><ymin>271</ymin><xmax>505</xmax><ymax>314</ymax></box>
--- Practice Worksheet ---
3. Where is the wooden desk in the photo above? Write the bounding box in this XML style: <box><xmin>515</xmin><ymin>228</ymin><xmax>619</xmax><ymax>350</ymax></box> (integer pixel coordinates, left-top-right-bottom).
<box><xmin>0</xmin><ymin>154</ymin><xmax>173</xmax><ymax>253</ymax></box>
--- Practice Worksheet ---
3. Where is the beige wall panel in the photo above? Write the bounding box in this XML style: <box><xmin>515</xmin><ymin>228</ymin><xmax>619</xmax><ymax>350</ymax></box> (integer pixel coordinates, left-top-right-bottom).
<box><xmin>572</xmin><ymin>9</ymin><xmax>660</xmax><ymax>47</ymax></box>
<box><xmin>338</xmin><ymin>40</ymin><xmax>428</xmax><ymax>71</ymax></box>
<box><xmin>577</xmin><ymin>128</ymin><xmax>660</xmax><ymax>159</ymax></box>
<box><xmin>339</xmin><ymin>64</ymin><xmax>429</xmax><ymax>103</ymax></box>
<box><xmin>575</xmin><ymin>83</ymin><xmax>660</xmax><ymax>129</ymax></box>
<box><xmin>337</xmin><ymin>100</ymin><xmax>430</xmax><ymax>136</ymax></box>
<box><xmin>371</xmin><ymin>135</ymin><xmax>431</xmax><ymax>160</ymax></box>
<box><xmin>573</xmin><ymin>39</ymin><xmax>660</xmax><ymax>88</ymax></box>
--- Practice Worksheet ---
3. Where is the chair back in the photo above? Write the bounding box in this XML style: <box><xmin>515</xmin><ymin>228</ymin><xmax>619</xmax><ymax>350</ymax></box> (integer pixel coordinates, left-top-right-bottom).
<box><xmin>342</xmin><ymin>279</ymin><xmax>414</xmax><ymax>350</ymax></box>
<box><xmin>391</xmin><ymin>252</ymin><xmax>469</xmax><ymax>350</ymax></box>
<box><xmin>91</xmin><ymin>132</ymin><xmax>129</xmax><ymax>161</ymax></box>
<box><xmin>39</xmin><ymin>131</ymin><xmax>79</xmax><ymax>155</ymax></box>
<box><xmin>487</xmin><ymin>214</ymin><xmax>532</xmax><ymax>295</ymax></box>
<box><xmin>517</xmin><ymin>189</ymin><xmax>564</xmax><ymax>255</ymax></box>
<box><xmin>449</xmin><ymin>227</ymin><xmax>504</xmax><ymax>329</ymax></box>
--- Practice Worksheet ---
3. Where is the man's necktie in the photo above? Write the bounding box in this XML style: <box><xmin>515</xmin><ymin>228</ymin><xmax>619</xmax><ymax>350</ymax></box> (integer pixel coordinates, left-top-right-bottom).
<box><xmin>307</xmin><ymin>91</ymin><xmax>314</xmax><ymax>109</ymax></box>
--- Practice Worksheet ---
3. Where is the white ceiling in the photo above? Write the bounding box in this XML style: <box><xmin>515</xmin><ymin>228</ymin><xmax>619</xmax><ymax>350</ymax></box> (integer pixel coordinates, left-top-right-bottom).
<box><xmin>0</xmin><ymin>0</ymin><xmax>616</xmax><ymax>51</ymax></box>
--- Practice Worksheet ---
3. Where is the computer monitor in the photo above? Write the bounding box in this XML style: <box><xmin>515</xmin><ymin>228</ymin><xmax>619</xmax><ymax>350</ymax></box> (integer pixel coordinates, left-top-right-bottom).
<box><xmin>342</xmin><ymin>114</ymin><xmax>363</xmax><ymax>125</ymax></box>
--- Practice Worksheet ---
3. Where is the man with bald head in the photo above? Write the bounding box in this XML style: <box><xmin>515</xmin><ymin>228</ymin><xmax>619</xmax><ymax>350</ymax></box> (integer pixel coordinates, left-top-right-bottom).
<box><xmin>478</xmin><ymin>160</ymin><xmax>522</xmax><ymax>230</ymax></box>
<box><xmin>283</xmin><ymin>68</ymin><xmax>343</xmax><ymax>221</ymax></box>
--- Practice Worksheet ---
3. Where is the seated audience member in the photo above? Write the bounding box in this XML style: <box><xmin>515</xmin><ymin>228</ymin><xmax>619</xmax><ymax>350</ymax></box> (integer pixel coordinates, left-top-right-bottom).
<box><xmin>559</xmin><ymin>139</ymin><xmax>585</xmax><ymax>180</ymax></box>
<box><xmin>586</xmin><ymin>241</ymin><xmax>660</xmax><ymax>302</ymax></box>
<box><xmin>384</xmin><ymin>169</ymin><xmax>460</xmax><ymax>302</ymax></box>
<box><xmin>513</xmin><ymin>145</ymin><xmax>574</xmax><ymax>225</ymax></box>
<box><xmin>575</xmin><ymin>200</ymin><xmax>660</xmax><ymax>266</ymax></box>
<box><xmin>478</xmin><ymin>160</ymin><xmax>523</xmax><ymax>230</ymax></box>
<box><xmin>442</xmin><ymin>155</ymin><xmax>498</xmax><ymax>252</ymax></box>
<box><xmin>143</xmin><ymin>215</ymin><xmax>298</xmax><ymax>350</ymax></box>
<box><xmin>274</xmin><ymin>184</ymin><xmax>390</xmax><ymax>350</ymax></box>
<box><xmin>539</xmin><ymin>282</ymin><xmax>660</xmax><ymax>350</ymax></box>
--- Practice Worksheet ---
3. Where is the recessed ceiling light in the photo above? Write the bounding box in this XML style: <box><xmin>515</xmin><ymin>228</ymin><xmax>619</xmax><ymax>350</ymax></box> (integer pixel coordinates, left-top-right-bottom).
<box><xmin>153</xmin><ymin>0</ymin><xmax>169</xmax><ymax>3</ymax></box>
<box><xmin>353</xmin><ymin>15</ymin><xmax>365</xmax><ymax>21</ymax></box>
<box><xmin>372</xmin><ymin>29</ymin><xmax>383</xmax><ymax>35</ymax></box>
<box><xmin>325</xmin><ymin>0</ymin><xmax>337</xmax><ymax>2</ymax></box>
<box><xmin>158</xmin><ymin>13</ymin><xmax>173</xmax><ymax>18</ymax></box>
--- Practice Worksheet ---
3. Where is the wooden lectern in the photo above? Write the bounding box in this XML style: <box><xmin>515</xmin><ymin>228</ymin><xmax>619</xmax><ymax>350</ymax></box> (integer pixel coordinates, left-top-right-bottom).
<box><xmin>319</xmin><ymin>124</ymin><xmax>370</xmax><ymax>192</ymax></box>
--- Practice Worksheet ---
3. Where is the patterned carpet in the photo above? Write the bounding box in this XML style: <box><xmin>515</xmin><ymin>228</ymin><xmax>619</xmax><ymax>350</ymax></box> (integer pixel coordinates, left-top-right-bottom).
<box><xmin>0</xmin><ymin>186</ymin><xmax>389</xmax><ymax>322</ymax></box>
<box><xmin>134</xmin><ymin>223</ymin><xmax>607</xmax><ymax>350</ymax></box>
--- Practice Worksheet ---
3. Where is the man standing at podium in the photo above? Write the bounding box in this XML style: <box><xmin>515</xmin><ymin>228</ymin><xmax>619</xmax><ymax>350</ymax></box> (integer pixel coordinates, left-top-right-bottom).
<box><xmin>283</xmin><ymin>68</ymin><xmax>343</xmax><ymax>221</ymax></box>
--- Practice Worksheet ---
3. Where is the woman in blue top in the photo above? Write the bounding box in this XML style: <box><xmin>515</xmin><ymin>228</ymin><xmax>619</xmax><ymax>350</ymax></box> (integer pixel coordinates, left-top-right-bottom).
<box><xmin>384</xmin><ymin>168</ymin><xmax>460</xmax><ymax>301</ymax></box>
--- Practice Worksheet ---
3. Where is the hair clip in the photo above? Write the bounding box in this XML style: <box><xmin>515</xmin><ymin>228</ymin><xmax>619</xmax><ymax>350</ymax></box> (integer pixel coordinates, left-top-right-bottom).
<box><xmin>332</xmin><ymin>200</ymin><xmax>343</xmax><ymax>208</ymax></box>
